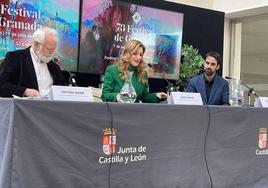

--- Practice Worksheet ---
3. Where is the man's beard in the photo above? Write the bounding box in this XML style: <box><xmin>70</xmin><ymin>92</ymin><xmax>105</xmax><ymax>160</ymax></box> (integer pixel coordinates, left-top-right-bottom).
<box><xmin>204</xmin><ymin>68</ymin><xmax>215</xmax><ymax>76</ymax></box>
<box><xmin>36</xmin><ymin>50</ymin><xmax>53</xmax><ymax>64</ymax></box>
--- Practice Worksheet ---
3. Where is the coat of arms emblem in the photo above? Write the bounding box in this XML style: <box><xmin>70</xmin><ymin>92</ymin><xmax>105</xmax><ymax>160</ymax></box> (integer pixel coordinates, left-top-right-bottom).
<box><xmin>102</xmin><ymin>128</ymin><xmax>116</xmax><ymax>155</ymax></box>
<box><xmin>258</xmin><ymin>128</ymin><xmax>267</xmax><ymax>149</ymax></box>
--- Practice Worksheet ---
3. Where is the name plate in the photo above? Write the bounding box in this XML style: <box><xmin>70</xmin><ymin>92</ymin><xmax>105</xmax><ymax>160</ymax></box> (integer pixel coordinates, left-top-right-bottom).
<box><xmin>255</xmin><ymin>97</ymin><xmax>268</xmax><ymax>108</ymax></box>
<box><xmin>168</xmin><ymin>92</ymin><xmax>203</xmax><ymax>105</ymax></box>
<box><xmin>49</xmin><ymin>86</ymin><xmax>94</xmax><ymax>102</ymax></box>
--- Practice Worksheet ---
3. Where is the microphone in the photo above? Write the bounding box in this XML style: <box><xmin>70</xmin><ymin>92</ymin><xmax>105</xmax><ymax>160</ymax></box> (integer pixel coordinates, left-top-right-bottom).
<box><xmin>164</xmin><ymin>77</ymin><xmax>174</xmax><ymax>94</ymax></box>
<box><xmin>224</xmin><ymin>76</ymin><xmax>233</xmax><ymax>80</ymax></box>
<box><xmin>147</xmin><ymin>63</ymin><xmax>174</xmax><ymax>94</ymax></box>
<box><xmin>225</xmin><ymin>76</ymin><xmax>258</xmax><ymax>97</ymax></box>
<box><xmin>148</xmin><ymin>63</ymin><xmax>173</xmax><ymax>94</ymax></box>
<box><xmin>53</xmin><ymin>58</ymin><xmax>77</xmax><ymax>86</ymax></box>
<box><xmin>147</xmin><ymin>63</ymin><xmax>153</xmax><ymax>68</ymax></box>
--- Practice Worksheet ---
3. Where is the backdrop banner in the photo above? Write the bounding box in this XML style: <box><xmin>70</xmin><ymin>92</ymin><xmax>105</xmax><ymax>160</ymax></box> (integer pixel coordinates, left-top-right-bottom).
<box><xmin>207</xmin><ymin>106</ymin><xmax>268</xmax><ymax>188</ymax></box>
<box><xmin>1</xmin><ymin>99</ymin><xmax>268</xmax><ymax>188</ymax></box>
<box><xmin>0</xmin><ymin>99</ymin><xmax>14</xmax><ymax>188</ymax></box>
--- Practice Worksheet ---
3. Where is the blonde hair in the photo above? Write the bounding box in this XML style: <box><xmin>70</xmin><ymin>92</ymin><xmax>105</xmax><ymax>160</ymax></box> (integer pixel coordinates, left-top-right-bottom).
<box><xmin>118</xmin><ymin>39</ymin><xmax>147</xmax><ymax>83</ymax></box>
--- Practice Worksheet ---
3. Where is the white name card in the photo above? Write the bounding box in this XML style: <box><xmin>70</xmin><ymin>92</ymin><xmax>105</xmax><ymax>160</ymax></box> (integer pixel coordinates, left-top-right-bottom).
<box><xmin>256</xmin><ymin>97</ymin><xmax>268</xmax><ymax>108</ymax></box>
<box><xmin>168</xmin><ymin>92</ymin><xmax>203</xmax><ymax>105</ymax></box>
<box><xmin>48</xmin><ymin>85</ymin><xmax>94</xmax><ymax>102</ymax></box>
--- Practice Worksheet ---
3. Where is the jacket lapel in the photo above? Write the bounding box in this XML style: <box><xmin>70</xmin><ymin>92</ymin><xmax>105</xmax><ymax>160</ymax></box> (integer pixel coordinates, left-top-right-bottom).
<box><xmin>24</xmin><ymin>48</ymin><xmax>39</xmax><ymax>90</ymax></box>
<box><xmin>198</xmin><ymin>75</ymin><xmax>207</xmax><ymax>104</ymax></box>
<box><xmin>208</xmin><ymin>74</ymin><xmax>218</xmax><ymax>104</ymax></box>
<box><xmin>47</xmin><ymin>61</ymin><xmax>56</xmax><ymax>84</ymax></box>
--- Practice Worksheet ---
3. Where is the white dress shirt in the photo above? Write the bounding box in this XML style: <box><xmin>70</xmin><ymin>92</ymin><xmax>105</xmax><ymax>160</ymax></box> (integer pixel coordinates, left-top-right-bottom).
<box><xmin>30</xmin><ymin>47</ymin><xmax>53</xmax><ymax>95</ymax></box>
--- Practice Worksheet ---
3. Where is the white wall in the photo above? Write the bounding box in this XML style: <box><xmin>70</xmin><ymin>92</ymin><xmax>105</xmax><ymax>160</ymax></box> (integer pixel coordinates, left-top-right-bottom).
<box><xmin>213</xmin><ymin>0</ymin><xmax>268</xmax><ymax>13</ymax></box>
<box><xmin>165</xmin><ymin>0</ymin><xmax>213</xmax><ymax>9</ymax></box>
<box><xmin>165</xmin><ymin>0</ymin><xmax>230</xmax><ymax>77</ymax></box>
<box><xmin>166</xmin><ymin>0</ymin><xmax>268</xmax><ymax>12</ymax></box>
<box><xmin>165</xmin><ymin>0</ymin><xmax>268</xmax><ymax>79</ymax></box>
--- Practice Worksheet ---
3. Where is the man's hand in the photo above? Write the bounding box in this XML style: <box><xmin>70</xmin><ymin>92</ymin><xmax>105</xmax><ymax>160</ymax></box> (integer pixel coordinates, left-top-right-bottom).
<box><xmin>23</xmin><ymin>88</ymin><xmax>40</xmax><ymax>97</ymax></box>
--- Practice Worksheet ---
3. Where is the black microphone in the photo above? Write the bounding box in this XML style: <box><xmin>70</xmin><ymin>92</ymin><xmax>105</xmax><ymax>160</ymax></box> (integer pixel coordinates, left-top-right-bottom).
<box><xmin>224</xmin><ymin>76</ymin><xmax>233</xmax><ymax>80</ymax></box>
<box><xmin>53</xmin><ymin>58</ymin><xmax>77</xmax><ymax>86</ymax></box>
<box><xmin>225</xmin><ymin>76</ymin><xmax>258</xmax><ymax>97</ymax></box>
<box><xmin>147</xmin><ymin>63</ymin><xmax>153</xmax><ymax>68</ymax></box>
<box><xmin>162</xmin><ymin>76</ymin><xmax>175</xmax><ymax>95</ymax></box>
<box><xmin>148</xmin><ymin>63</ymin><xmax>172</xmax><ymax>94</ymax></box>
<box><xmin>148</xmin><ymin>63</ymin><xmax>174</xmax><ymax>94</ymax></box>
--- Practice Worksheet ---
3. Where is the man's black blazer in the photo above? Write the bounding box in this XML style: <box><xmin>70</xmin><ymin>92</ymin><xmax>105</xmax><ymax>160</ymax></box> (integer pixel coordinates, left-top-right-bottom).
<box><xmin>0</xmin><ymin>47</ymin><xmax>66</xmax><ymax>97</ymax></box>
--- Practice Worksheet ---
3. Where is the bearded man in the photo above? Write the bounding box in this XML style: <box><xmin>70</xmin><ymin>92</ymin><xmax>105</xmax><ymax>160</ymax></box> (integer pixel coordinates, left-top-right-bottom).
<box><xmin>187</xmin><ymin>51</ymin><xmax>230</xmax><ymax>105</ymax></box>
<box><xmin>0</xmin><ymin>27</ymin><xmax>65</xmax><ymax>97</ymax></box>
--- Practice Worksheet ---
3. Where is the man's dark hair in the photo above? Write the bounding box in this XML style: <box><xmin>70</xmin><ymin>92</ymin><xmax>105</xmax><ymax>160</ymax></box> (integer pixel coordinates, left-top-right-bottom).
<box><xmin>205</xmin><ymin>51</ymin><xmax>221</xmax><ymax>66</ymax></box>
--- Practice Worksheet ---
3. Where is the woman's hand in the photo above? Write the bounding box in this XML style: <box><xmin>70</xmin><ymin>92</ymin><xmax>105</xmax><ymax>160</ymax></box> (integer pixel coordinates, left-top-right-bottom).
<box><xmin>156</xmin><ymin>92</ymin><xmax>167</xmax><ymax>100</ymax></box>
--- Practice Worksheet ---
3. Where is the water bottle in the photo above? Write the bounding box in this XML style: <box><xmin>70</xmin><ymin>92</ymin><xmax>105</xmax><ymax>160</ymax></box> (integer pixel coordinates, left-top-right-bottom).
<box><xmin>118</xmin><ymin>71</ymin><xmax>137</xmax><ymax>103</ymax></box>
<box><xmin>229</xmin><ymin>79</ymin><xmax>244</xmax><ymax>106</ymax></box>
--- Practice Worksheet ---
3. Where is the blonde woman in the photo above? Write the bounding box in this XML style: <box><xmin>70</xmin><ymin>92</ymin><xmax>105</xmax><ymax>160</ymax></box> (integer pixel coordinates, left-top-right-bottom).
<box><xmin>101</xmin><ymin>39</ymin><xmax>167</xmax><ymax>103</ymax></box>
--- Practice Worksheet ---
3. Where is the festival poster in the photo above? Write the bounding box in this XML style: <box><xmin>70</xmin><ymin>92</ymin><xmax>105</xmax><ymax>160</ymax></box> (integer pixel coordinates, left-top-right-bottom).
<box><xmin>0</xmin><ymin>0</ymin><xmax>79</xmax><ymax>71</ymax></box>
<box><xmin>79</xmin><ymin>0</ymin><xmax>183</xmax><ymax>79</ymax></box>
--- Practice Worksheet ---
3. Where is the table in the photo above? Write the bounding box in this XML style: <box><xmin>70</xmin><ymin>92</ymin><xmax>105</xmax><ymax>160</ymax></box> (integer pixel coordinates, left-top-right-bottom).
<box><xmin>1</xmin><ymin>99</ymin><xmax>268</xmax><ymax>188</ymax></box>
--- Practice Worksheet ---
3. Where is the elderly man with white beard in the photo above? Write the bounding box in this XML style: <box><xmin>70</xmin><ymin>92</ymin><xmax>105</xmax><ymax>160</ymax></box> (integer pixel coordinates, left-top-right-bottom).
<box><xmin>0</xmin><ymin>27</ymin><xmax>65</xmax><ymax>97</ymax></box>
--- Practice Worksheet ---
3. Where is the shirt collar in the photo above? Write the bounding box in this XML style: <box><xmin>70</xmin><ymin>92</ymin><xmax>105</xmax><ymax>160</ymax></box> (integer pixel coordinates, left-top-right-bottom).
<box><xmin>128</xmin><ymin>64</ymin><xmax>137</xmax><ymax>71</ymax></box>
<box><xmin>204</xmin><ymin>73</ymin><xmax>215</xmax><ymax>84</ymax></box>
<box><xmin>30</xmin><ymin>47</ymin><xmax>42</xmax><ymax>64</ymax></box>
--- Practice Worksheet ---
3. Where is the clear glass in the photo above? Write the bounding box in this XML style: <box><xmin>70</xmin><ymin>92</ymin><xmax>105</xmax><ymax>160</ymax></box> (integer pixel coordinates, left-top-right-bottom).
<box><xmin>254</xmin><ymin>97</ymin><xmax>261</xmax><ymax>107</ymax></box>
<box><xmin>229</xmin><ymin>79</ymin><xmax>244</xmax><ymax>106</ymax></box>
<box><xmin>118</xmin><ymin>71</ymin><xmax>137</xmax><ymax>103</ymax></box>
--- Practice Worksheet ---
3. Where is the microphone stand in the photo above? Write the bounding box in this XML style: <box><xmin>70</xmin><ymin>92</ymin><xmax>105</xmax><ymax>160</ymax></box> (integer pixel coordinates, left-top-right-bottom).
<box><xmin>53</xmin><ymin>58</ymin><xmax>77</xmax><ymax>86</ymax></box>
<box><xmin>240</xmin><ymin>82</ymin><xmax>258</xmax><ymax>106</ymax></box>
<box><xmin>164</xmin><ymin>77</ymin><xmax>174</xmax><ymax>95</ymax></box>
<box><xmin>68</xmin><ymin>73</ymin><xmax>77</xmax><ymax>87</ymax></box>
<box><xmin>149</xmin><ymin>63</ymin><xmax>175</xmax><ymax>94</ymax></box>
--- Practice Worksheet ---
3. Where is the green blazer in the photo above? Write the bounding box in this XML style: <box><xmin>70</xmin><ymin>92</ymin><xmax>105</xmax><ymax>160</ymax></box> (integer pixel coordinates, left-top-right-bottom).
<box><xmin>101</xmin><ymin>64</ymin><xmax>159</xmax><ymax>103</ymax></box>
